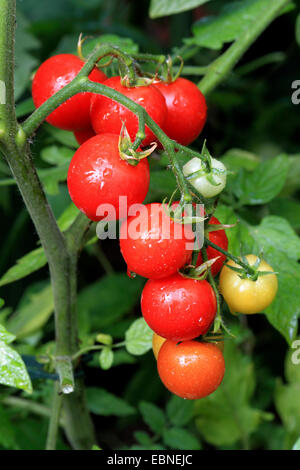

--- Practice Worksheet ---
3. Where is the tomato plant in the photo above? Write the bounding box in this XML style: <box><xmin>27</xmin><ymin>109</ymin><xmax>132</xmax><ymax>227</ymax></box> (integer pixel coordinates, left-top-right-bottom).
<box><xmin>157</xmin><ymin>340</ymin><xmax>225</xmax><ymax>399</ymax></box>
<box><xmin>0</xmin><ymin>0</ymin><xmax>298</xmax><ymax>453</ymax></box>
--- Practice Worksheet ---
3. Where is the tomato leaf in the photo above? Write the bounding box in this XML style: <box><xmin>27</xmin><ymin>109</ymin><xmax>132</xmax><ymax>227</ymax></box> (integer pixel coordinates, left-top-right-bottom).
<box><xmin>230</xmin><ymin>154</ymin><xmax>290</xmax><ymax>205</ymax></box>
<box><xmin>187</xmin><ymin>0</ymin><xmax>292</xmax><ymax>50</ymax></box>
<box><xmin>166</xmin><ymin>395</ymin><xmax>195</xmax><ymax>427</ymax></box>
<box><xmin>86</xmin><ymin>387</ymin><xmax>135</xmax><ymax>417</ymax></box>
<box><xmin>0</xmin><ymin>341</ymin><xmax>32</xmax><ymax>393</ymax></box>
<box><xmin>163</xmin><ymin>427</ymin><xmax>201</xmax><ymax>450</ymax></box>
<box><xmin>99</xmin><ymin>347</ymin><xmax>114</xmax><ymax>370</ymax></box>
<box><xmin>149</xmin><ymin>0</ymin><xmax>210</xmax><ymax>19</ymax></box>
<box><xmin>125</xmin><ymin>318</ymin><xmax>153</xmax><ymax>356</ymax></box>
<box><xmin>195</xmin><ymin>341</ymin><xmax>270</xmax><ymax>446</ymax></box>
<box><xmin>139</xmin><ymin>401</ymin><xmax>166</xmax><ymax>434</ymax></box>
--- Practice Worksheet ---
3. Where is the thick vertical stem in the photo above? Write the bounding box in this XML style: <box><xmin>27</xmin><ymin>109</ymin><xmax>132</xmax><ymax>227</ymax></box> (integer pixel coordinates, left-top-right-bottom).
<box><xmin>0</xmin><ymin>0</ymin><xmax>95</xmax><ymax>449</ymax></box>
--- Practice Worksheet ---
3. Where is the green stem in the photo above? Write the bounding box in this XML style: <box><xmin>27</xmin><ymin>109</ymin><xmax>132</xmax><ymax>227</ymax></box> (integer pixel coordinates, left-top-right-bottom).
<box><xmin>0</xmin><ymin>0</ymin><xmax>95</xmax><ymax>449</ymax></box>
<box><xmin>2</xmin><ymin>396</ymin><xmax>64</xmax><ymax>425</ymax></box>
<box><xmin>46</xmin><ymin>382</ymin><xmax>63</xmax><ymax>450</ymax></box>
<box><xmin>204</xmin><ymin>237</ymin><xmax>255</xmax><ymax>275</ymax></box>
<box><xmin>202</xmin><ymin>247</ymin><xmax>222</xmax><ymax>332</ymax></box>
<box><xmin>198</xmin><ymin>0</ymin><xmax>291</xmax><ymax>95</ymax></box>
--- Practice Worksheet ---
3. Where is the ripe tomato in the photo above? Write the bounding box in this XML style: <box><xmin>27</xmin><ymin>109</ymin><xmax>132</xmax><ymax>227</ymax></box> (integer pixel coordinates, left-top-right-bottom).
<box><xmin>74</xmin><ymin>126</ymin><xmax>96</xmax><ymax>145</ymax></box>
<box><xmin>183</xmin><ymin>156</ymin><xmax>227</xmax><ymax>198</ymax></box>
<box><xmin>157</xmin><ymin>340</ymin><xmax>225</xmax><ymax>399</ymax></box>
<box><xmin>141</xmin><ymin>273</ymin><xmax>217</xmax><ymax>341</ymax></box>
<box><xmin>152</xmin><ymin>333</ymin><xmax>166</xmax><ymax>360</ymax></box>
<box><xmin>219</xmin><ymin>254</ymin><xmax>278</xmax><ymax>314</ymax></box>
<box><xmin>32</xmin><ymin>54</ymin><xmax>107</xmax><ymax>131</ymax></box>
<box><xmin>67</xmin><ymin>133</ymin><xmax>150</xmax><ymax>221</ymax></box>
<box><xmin>90</xmin><ymin>76</ymin><xmax>167</xmax><ymax>147</ymax></box>
<box><xmin>120</xmin><ymin>203</ymin><xmax>194</xmax><ymax>279</ymax></box>
<box><xmin>154</xmin><ymin>78</ymin><xmax>207</xmax><ymax>146</ymax></box>
<box><xmin>197</xmin><ymin>216</ymin><xmax>228</xmax><ymax>276</ymax></box>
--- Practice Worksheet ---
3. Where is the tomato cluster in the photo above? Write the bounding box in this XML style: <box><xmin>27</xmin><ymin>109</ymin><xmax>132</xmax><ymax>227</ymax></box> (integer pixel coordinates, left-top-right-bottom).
<box><xmin>32</xmin><ymin>52</ymin><xmax>278</xmax><ymax>401</ymax></box>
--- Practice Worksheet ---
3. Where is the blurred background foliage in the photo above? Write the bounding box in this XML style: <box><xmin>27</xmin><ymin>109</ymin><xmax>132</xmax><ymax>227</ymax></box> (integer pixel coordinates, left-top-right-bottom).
<box><xmin>0</xmin><ymin>0</ymin><xmax>300</xmax><ymax>450</ymax></box>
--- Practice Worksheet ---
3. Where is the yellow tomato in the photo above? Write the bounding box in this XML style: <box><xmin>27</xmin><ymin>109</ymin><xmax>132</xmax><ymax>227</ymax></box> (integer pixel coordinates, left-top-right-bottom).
<box><xmin>152</xmin><ymin>333</ymin><xmax>166</xmax><ymax>360</ymax></box>
<box><xmin>219</xmin><ymin>254</ymin><xmax>278</xmax><ymax>314</ymax></box>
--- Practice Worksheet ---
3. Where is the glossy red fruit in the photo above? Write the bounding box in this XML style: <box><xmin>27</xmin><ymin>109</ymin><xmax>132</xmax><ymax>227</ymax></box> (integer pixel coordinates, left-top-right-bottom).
<box><xmin>32</xmin><ymin>54</ymin><xmax>107</xmax><ymax>131</ymax></box>
<box><xmin>74</xmin><ymin>126</ymin><xmax>96</xmax><ymax>145</ymax></box>
<box><xmin>154</xmin><ymin>78</ymin><xmax>207</xmax><ymax>146</ymax></box>
<box><xmin>120</xmin><ymin>203</ymin><xmax>194</xmax><ymax>279</ymax></box>
<box><xmin>90</xmin><ymin>76</ymin><xmax>167</xmax><ymax>147</ymax></box>
<box><xmin>141</xmin><ymin>273</ymin><xmax>217</xmax><ymax>341</ymax></box>
<box><xmin>157</xmin><ymin>340</ymin><xmax>225</xmax><ymax>399</ymax></box>
<box><xmin>67</xmin><ymin>133</ymin><xmax>150</xmax><ymax>221</ymax></box>
<box><xmin>197</xmin><ymin>216</ymin><xmax>228</xmax><ymax>276</ymax></box>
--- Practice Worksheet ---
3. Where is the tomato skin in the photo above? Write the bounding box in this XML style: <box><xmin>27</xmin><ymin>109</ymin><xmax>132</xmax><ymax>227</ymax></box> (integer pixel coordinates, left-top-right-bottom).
<box><xmin>141</xmin><ymin>273</ymin><xmax>217</xmax><ymax>341</ymax></box>
<box><xmin>219</xmin><ymin>254</ymin><xmax>278</xmax><ymax>314</ymax></box>
<box><xmin>120</xmin><ymin>203</ymin><xmax>194</xmax><ymax>279</ymax></box>
<box><xmin>152</xmin><ymin>333</ymin><xmax>166</xmax><ymax>360</ymax></box>
<box><xmin>197</xmin><ymin>216</ymin><xmax>228</xmax><ymax>276</ymax></box>
<box><xmin>90</xmin><ymin>76</ymin><xmax>167</xmax><ymax>147</ymax></box>
<box><xmin>74</xmin><ymin>126</ymin><xmax>96</xmax><ymax>145</ymax></box>
<box><xmin>67</xmin><ymin>133</ymin><xmax>150</xmax><ymax>221</ymax></box>
<box><xmin>32</xmin><ymin>54</ymin><xmax>107</xmax><ymax>131</ymax></box>
<box><xmin>154</xmin><ymin>78</ymin><xmax>207</xmax><ymax>146</ymax></box>
<box><xmin>157</xmin><ymin>340</ymin><xmax>225</xmax><ymax>399</ymax></box>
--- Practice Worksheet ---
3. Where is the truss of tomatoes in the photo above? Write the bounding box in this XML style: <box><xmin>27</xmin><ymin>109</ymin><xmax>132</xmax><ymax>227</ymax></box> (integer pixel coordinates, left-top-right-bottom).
<box><xmin>32</xmin><ymin>53</ymin><xmax>278</xmax><ymax>401</ymax></box>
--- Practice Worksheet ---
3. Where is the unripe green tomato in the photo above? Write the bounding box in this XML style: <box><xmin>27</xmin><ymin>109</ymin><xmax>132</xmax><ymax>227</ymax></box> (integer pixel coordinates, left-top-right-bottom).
<box><xmin>183</xmin><ymin>157</ymin><xmax>227</xmax><ymax>198</ymax></box>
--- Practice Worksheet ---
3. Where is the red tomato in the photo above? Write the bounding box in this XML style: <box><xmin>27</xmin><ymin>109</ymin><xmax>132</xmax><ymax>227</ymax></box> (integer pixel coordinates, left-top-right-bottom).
<box><xmin>90</xmin><ymin>76</ymin><xmax>167</xmax><ymax>147</ymax></box>
<box><xmin>141</xmin><ymin>273</ymin><xmax>217</xmax><ymax>341</ymax></box>
<box><xmin>154</xmin><ymin>78</ymin><xmax>207</xmax><ymax>146</ymax></box>
<box><xmin>32</xmin><ymin>54</ymin><xmax>107</xmax><ymax>131</ymax></box>
<box><xmin>74</xmin><ymin>126</ymin><xmax>96</xmax><ymax>145</ymax></box>
<box><xmin>120</xmin><ymin>203</ymin><xmax>194</xmax><ymax>279</ymax></box>
<box><xmin>157</xmin><ymin>340</ymin><xmax>225</xmax><ymax>399</ymax></box>
<box><xmin>67</xmin><ymin>133</ymin><xmax>150</xmax><ymax>221</ymax></box>
<box><xmin>196</xmin><ymin>216</ymin><xmax>228</xmax><ymax>276</ymax></box>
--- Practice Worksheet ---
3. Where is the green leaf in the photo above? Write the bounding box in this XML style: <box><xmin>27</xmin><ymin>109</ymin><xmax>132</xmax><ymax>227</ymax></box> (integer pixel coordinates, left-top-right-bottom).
<box><xmin>149</xmin><ymin>0</ymin><xmax>210</xmax><ymax>19</ymax></box>
<box><xmin>0</xmin><ymin>248</ymin><xmax>47</xmax><ymax>288</ymax></box>
<box><xmin>296</xmin><ymin>13</ymin><xmax>300</xmax><ymax>48</ymax></box>
<box><xmin>275</xmin><ymin>380</ymin><xmax>300</xmax><ymax>435</ymax></box>
<box><xmin>146</xmin><ymin>170</ymin><xmax>177</xmax><ymax>202</ymax></box>
<box><xmin>0</xmin><ymin>204</ymin><xmax>79</xmax><ymax>288</ymax></box>
<box><xmin>195</xmin><ymin>341</ymin><xmax>269</xmax><ymax>446</ymax></box>
<box><xmin>81</xmin><ymin>34</ymin><xmax>139</xmax><ymax>57</ymax></box>
<box><xmin>269</xmin><ymin>197</ymin><xmax>300</xmax><ymax>230</ymax></box>
<box><xmin>125</xmin><ymin>318</ymin><xmax>153</xmax><ymax>356</ymax></box>
<box><xmin>86</xmin><ymin>387</ymin><xmax>135</xmax><ymax>417</ymax></box>
<box><xmin>166</xmin><ymin>395</ymin><xmax>195</xmax><ymax>427</ymax></box>
<box><xmin>0</xmin><ymin>341</ymin><xmax>32</xmax><ymax>393</ymax></box>
<box><xmin>134</xmin><ymin>431</ymin><xmax>153</xmax><ymax>446</ymax></box>
<box><xmin>15</xmin><ymin>12</ymin><xmax>40</xmax><ymax>100</ymax></box>
<box><xmin>231</xmin><ymin>155</ymin><xmax>290</xmax><ymax>205</ymax></box>
<box><xmin>6</xmin><ymin>283</ymin><xmax>54</xmax><ymax>339</ymax></box>
<box><xmin>188</xmin><ymin>0</ymin><xmax>285</xmax><ymax>50</ymax></box>
<box><xmin>0</xmin><ymin>405</ymin><xmax>17</xmax><ymax>449</ymax></box>
<box><xmin>44</xmin><ymin>124</ymin><xmax>78</xmax><ymax>148</ymax></box>
<box><xmin>41</xmin><ymin>146</ymin><xmax>74</xmax><ymax>166</ymax></box>
<box><xmin>284</xmin><ymin>339</ymin><xmax>300</xmax><ymax>384</ymax></box>
<box><xmin>292</xmin><ymin>437</ymin><xmax>300</xmax><ymax>450</ymax></box>
<box><xmin>249</xmin><ymin>216</ymin><xmax>300</xmax><ymax>343</ymax></box>
<box><xmin>221</xmin><ymin>148</ymin><xmax>260</xmax><ymax>172</ymax></box>
<box><xmin>77</xmin><ymin>274</ymin><xmax>144</xmax><ymax>334</ymax></box>
<box><xmin>0</xmin><ymin>324</ymin><xmax>16</xmax><ymax>344</ymax></box>
<box><xmin>139</xmin><ymin>401</ymin><xmax>166</xmax><ymax>434</ymax></box>
<box><xmin>163</xmin><ymin>427</ymin><xmax>201</xmax><ymax>450</ymax></box>
<box><xmin>99</xmin><ymin>348</ymin><xmax>114</xmax><ymax>370</ymax></box>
